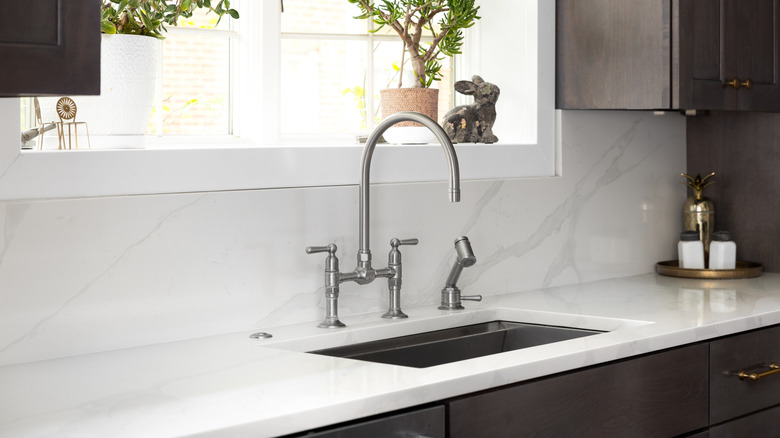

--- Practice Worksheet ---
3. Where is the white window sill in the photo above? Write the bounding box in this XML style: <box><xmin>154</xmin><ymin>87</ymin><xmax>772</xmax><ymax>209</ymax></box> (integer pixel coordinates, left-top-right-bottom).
<box><xmin>2</xmin><ymin>135</ymin><xmax>557</xmax><ymax>201</ymax></box>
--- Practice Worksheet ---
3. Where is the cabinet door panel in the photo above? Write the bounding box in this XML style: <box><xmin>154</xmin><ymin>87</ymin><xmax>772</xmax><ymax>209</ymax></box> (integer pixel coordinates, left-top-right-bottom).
<box><xmin>0</xmin><ymin>0</ymin><xmax>100</xmax><ymax>96</ymax></box>
<box><xmin>447</xmin><ymin>344</ymin><xmax>709</xmax><ymax>438</ymax></box>
<box><xmin>710</xmin><ymin>324</ymin><xmax>780</xmax><ymax>424</ymax></box>
<box><xmin>690</xmin><ymin>0</ymin><xmax>722</xmax><ymax>80</ymax></box>
<box><xmin>678</xmin><ymin>0</ymin><xmax>737</xmax><ymax>109</ymax></box>
<box><xmin>738</xmin><ymin>0</ymin><xmax>777</xmax><ymax>81</ymax></box>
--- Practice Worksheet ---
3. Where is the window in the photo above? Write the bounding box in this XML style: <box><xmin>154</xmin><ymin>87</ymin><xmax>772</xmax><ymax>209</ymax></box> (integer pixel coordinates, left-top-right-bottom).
<box><xmin>3</xmin><ymin>0</ymin><xmax>555</xmax><ymax>200</ymax></box>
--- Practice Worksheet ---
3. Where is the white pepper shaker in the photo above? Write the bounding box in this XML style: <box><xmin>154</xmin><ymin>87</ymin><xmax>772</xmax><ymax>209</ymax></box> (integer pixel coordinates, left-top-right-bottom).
<box><xmin>678</xmin><ymin>231</ymin><xmax>705</xmax><ymax>269</ymax></box>
<box><xmin>709</xmin><ymin>231</ymin><xmax>736</xmax><ymax>270</ymax></box>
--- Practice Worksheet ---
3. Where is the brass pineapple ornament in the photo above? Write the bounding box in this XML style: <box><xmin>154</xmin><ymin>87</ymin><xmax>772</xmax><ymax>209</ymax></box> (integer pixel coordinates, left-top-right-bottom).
<box><xmin>682</xmin><ymin>172</ymin><xmax>715</xmax><ymax>200</ymax></box>
<box><xmin>681</xmin><ymin>172</ymin><xmax>715</xmax><ymax>256</ymax></box>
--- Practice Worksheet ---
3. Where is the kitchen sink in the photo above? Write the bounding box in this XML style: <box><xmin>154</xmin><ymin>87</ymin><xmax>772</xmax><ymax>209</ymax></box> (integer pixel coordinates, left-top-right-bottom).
<box><xmin>309</xmin><ymin>321</ymin><xmax>602</xmax><ymax>368</ymax></box>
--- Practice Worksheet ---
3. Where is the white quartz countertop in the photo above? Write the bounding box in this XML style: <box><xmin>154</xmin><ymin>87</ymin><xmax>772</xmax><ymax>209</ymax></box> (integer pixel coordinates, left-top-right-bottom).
<box><xmin>3</xmin><ymin>272</ymin><xmax>780</xmax><ymax>437</ymax></box>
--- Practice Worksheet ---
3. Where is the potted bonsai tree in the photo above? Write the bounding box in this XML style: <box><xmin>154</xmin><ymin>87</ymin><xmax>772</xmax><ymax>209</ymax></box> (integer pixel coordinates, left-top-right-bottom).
<box><xmin>349</xmin><ymin>0</ymin><xmax>481</xmax><ymax>143</ymax></box>
<box><xmin>40</xmin><ymin>1</ymin><xmax>238</xmax><ymax>149</ymax></box>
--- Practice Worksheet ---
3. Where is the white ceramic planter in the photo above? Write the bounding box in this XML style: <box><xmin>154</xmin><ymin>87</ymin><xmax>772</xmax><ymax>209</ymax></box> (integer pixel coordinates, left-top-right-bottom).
<box><xmin>40</xmin><ymin>34</ymin><xmax>161</xmax><ymax>149</ymax></box>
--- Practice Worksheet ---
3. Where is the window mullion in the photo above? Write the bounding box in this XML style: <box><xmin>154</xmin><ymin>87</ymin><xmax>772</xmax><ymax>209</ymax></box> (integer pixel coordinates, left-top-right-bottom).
<box><xmin>153</xmin><ymin>42</ymin><xmax>164</xmax><ymax>136</ymax></box>
<box><xmin>259</xmin><ymin>0</ymin><xmax>282</xmax><ymax>145</ymax></box>
<box><xmin>367</xmin><ymin>29</ymin><xmax>375</xmax><ymax>132</ymax></box>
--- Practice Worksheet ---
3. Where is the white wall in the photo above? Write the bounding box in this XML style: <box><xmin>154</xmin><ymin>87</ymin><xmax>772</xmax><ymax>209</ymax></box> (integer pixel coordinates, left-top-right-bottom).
<box><xmin>0</xmin><ymin>110</ymin><xmax>686</xmax><ymax>366</ymax></box>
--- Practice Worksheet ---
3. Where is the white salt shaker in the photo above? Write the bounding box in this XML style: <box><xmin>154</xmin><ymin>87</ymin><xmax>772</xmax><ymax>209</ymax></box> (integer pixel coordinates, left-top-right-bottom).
<box><xmin>678</xmin><ymin>231</ymin><xmax>705</xmax><ymax>269</ymax></box>
<box><xmin>709</xmin><ymin>231</ymin><xmax>736</xmax><ymax>270</ymax></box>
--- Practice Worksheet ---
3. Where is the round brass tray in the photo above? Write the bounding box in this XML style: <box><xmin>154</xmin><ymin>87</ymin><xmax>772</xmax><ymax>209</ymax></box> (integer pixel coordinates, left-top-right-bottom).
<box><xmin>656</xmin><ymin>260</ymin><xmax>763</xmax><ymax>279</ymax></box>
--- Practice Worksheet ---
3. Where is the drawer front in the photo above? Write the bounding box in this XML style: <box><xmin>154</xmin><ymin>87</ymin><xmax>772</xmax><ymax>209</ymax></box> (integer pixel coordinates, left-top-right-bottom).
<box><xmin>710</xmin><ymin>324</ymin><xmax>780</xmax><ymax>424</ymax></box>
<box><xmin>709</xmin><ymin>404</ymin><xmax>780</xmax><ymax>438</ymax></box>
<box><xmin>287</xmin><ymin>405</ymin><xmax>445</xmax><ymax>438</ymax></box>
<box><xmin>448</xmin><ymin>343</ymin><xmax>708</xmax><ymax>438</ymax></box>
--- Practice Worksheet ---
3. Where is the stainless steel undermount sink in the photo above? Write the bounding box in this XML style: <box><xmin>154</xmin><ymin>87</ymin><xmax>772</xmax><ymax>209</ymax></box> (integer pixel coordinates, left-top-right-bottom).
<box><xmin>309</xmin><ymin>321</ymin><xmax>602</xmax><ymax>368</ymax></box>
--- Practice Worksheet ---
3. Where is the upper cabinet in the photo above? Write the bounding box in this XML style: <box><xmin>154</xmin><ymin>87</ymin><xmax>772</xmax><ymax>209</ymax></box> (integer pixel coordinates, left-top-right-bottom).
<box><xmin>0</xmin><ymin>0</ymin><xmax>100</xmax><ymax>97</ymax></box>
<box><xmin>556</xmin><ymin>0</ymin><xmax>780</xmax><ymax>111</ymax></box>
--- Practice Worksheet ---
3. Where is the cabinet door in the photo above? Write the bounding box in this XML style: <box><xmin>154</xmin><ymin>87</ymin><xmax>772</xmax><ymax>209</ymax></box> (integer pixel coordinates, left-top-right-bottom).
<box><xmin>556</xmin><ymin>0</ymin><xmax>671</xmax><ymax>109</ymax></box>
<box><xmin>678</xmin><ymin>0</ymin><xmax>780</xmax><ymax>111</ymax></box>
<box><xmin>0</xmin><ymin>0</ymin><xmax>100</xmax><ymax>96</ymax></box>
<box><xmin>447</xmin><ymin>344</ymin><xmax>709</xmax><ymax>438</ymax></box>
<box><xmin>732</xmin><ymin>0</ymin><xmax>780</xmax><ymax>111</ymax></box>
<box><xmin>676</xmin><ymin>0</ymin><xmax>734</xmax><ymax>109</ymax></box>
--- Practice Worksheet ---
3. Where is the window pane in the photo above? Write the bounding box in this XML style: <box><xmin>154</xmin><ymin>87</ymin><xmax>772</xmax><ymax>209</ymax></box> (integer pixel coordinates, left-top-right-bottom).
<box><xmin>281</xmin><ymin>0</ymin><xmax>366</xmax><ymax>34</ymax></box>
<box><xmin>373</xmin><ymin>40</ymin><xmax>404</xmax><ymax>90</ymax></box>
<box><xmin>156</xmin><ymin>34</ymin><xmax>231</xmax><ymax>135</ymax></box>
<box><xmin>177</xmin><ymin>6</ymin><xmax>231</xmax><ymax>30</ymax></box>
<box><xmin>281</xmin><ymin>39</ymin><xmax>368</xmax><ymax>134</ymax></box>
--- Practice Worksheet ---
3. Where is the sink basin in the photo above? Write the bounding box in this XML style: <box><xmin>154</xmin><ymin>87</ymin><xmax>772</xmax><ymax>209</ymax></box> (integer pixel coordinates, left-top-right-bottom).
<box><xmin>309</xmin><ymin>321</ymin><xmax>602</xmax><ymax>368</ymax></box>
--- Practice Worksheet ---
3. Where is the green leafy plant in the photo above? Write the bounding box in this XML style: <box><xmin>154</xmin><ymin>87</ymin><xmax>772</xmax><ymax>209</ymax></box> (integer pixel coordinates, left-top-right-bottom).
<box><xmin>101</xmin><ymin>0</ymin><xmax>239</xmax><ymax>38</ymax></box>
<box><xmin>349</xmin><ymin>0</ymin><xmax>480</xmax><ymax>88</ymax></box>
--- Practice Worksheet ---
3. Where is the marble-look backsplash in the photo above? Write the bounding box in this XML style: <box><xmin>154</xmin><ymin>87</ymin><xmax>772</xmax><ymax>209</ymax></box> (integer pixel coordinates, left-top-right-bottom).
<box><xmin>0</xmin><ymin>111</ymin><xmax>686</xmax><ymax>366</ymax></box>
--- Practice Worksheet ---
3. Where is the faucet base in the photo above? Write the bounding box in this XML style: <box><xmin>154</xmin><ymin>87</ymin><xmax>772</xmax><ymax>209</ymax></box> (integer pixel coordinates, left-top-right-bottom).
<box><xmin>318</xmin><ymin>318</ymin><xmax>346</xmax><ymax>329</ymax></box>
<box><xmin>381</xmin><ymin>309</ymin><xmax>409</xmax><ymax>319</ymax></box>
<box><xmin>439</xmin><ymin>286</ymin><xmax>482</xmax><ymax>311</ymax></box>
<box><xmin>438</xmin><ymin>303</ymin><xmax>466</xmax><ymax>311</ymax></box>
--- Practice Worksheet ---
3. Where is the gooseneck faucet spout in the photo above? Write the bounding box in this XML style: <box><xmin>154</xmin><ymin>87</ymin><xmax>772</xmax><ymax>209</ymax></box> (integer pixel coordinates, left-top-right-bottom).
<box><xmin>307</xmin><ymin>111</ymin><xmax>462</xmax><ymax>327</ymax></box>
<box><xmin>358</xmin><ymin>112</ymin><xmax>461</xmax><ymax>279</ymax></box>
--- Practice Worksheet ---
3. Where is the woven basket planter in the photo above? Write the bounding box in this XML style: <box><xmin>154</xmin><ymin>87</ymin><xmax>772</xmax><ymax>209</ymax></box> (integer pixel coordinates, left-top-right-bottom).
<box><xmin>380</xmin><ymin>88</ymin><xmax>439</xmax><ymax>143</ymax></box>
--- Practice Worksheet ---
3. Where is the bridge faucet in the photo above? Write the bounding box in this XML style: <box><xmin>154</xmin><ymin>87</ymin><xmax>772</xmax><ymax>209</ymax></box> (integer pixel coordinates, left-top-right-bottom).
<box><xmin>307</xmin><ymin>111</ymin><xmax>462</xmax><ymax>328</ymax></box>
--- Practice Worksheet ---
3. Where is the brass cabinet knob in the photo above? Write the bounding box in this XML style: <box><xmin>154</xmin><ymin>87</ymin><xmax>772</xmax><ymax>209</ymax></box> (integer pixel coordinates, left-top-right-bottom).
<box><xmin>722</xmin><ymin>77</ymin><xmax>753</xmax><ymax>90</ymax></box>
<box><xmin>723</xmin><ymin>77</ymin><xmax>741</xmax><ymax>89</ymax></box>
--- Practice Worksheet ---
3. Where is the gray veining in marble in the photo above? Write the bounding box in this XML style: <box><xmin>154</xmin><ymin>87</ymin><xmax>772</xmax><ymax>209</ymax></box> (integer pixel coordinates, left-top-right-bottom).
<box><xmin>0</xmin><ymin>111</ymin><xmax>686</xmax><ymax>365</ymax></box>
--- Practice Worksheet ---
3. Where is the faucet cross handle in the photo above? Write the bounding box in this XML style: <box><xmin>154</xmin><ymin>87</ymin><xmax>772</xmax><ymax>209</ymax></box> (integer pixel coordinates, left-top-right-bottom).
<box><xmin>391</xmin><ymin>238</ymin><xmax>419</xmax><ymax>248</ymax></box>
<box><xmin>305</xmin><ymin>243</ymin><xmax>337</xmax><ymax>255</ymax></box>
<box><xmin>305</xmin><ymin>243</ymin><xmax>346</xmax><ymax>329</ymax></box>
<box><xmin>382</xmin><ymin>237</ymin><xmax>418</xmax><ymax>320</ymax></box>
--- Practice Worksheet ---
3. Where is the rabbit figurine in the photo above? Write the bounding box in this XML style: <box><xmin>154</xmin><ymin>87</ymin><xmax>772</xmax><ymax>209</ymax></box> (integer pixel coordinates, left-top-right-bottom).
<box><xmin>442</xmin><ymin>75</ymin><xmax>500</xmax><ymax>143</ymax></box>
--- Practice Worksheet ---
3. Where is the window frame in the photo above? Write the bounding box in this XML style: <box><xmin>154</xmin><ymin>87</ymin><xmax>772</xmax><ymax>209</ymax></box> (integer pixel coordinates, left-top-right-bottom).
<box><xmin>0</xmin><ymin>0</ymin><xmax>556</xmax><ymax>201</ymax></box>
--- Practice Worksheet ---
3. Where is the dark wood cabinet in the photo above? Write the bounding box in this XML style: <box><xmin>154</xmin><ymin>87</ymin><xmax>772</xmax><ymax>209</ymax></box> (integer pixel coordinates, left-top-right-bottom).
<box><xmin>557</xmin><ymin>0</ymin><xmax>780</xmax><ymax>111</ymax></box>
<box><xmin>445</xmin><ymin>324</ymin><xmax>780</xmax><ymax>437</ymax></box>
<box><xmin>289</xmin><ymin>324</ymin><xmax>780</xmax><ymax>437</ymax></box>
<box><xmin>0</xmin><ymin>0</ymin><xmax>100</xmax><ymax>96</ymax></box>
<box><xmin>447</xmin><ymin>344</ymin><xmax>709</xmax><ymax>438</ymax></box>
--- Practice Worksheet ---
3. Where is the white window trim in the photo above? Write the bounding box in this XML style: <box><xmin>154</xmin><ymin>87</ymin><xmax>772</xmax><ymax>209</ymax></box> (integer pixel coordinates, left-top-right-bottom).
<box><xmin>0</xmin><ymin>1</ymin><xmax>556</xmax><ymax>201</ymax></box>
